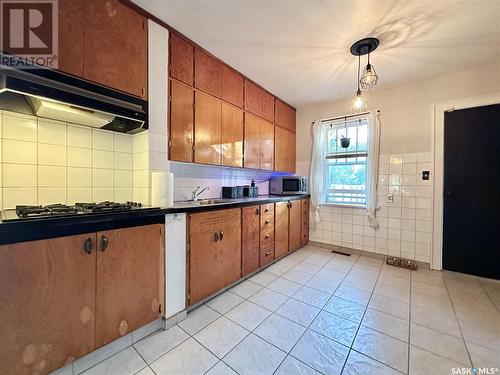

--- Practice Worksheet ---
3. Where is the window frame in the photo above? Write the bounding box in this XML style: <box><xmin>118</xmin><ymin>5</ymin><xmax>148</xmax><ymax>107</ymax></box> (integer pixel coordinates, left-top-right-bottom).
<box><xmin>321</xmin><ymin>117</ymin><xmax>370</xmax><ymax>208</ymax></box>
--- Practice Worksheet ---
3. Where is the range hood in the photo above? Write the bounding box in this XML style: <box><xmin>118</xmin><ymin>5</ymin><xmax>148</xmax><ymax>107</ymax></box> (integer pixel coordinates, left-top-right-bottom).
<box><xmin>0</xmin><ymin>60</ymin><xmax>147</xmax><ymax>133</ymax></box>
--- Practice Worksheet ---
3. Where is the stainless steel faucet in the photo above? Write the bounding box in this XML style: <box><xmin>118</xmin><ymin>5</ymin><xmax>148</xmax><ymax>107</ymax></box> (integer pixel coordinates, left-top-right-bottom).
<box><xmin>192</xmin><ymin>186</ymin><xmax>209</xmax><ymax>201</ymax></box>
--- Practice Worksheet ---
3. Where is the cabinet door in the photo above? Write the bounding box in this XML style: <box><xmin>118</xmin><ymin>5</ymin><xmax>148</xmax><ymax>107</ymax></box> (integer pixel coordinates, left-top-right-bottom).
<box><xmin>275</xmin><ymin>99</ymin><xmax>296</xmax><ymax>132</ymax></box>
<box><xmin>288</xmin><ymin>129</ymin><xmax>296</xmax><ymax>173</ymax></box>
<box><xmin>274</xmin><ymin>202</ymin><xmax>289</xmax><ymax>258</ymax></box>
<box><xmin>195</xmin><ymin>49</ymin><xmax>221</xmax><ymax>97</ymax></box>
<box><xmin>218</xmin><ymin>209</ymin><xmax>242</xmax><ymax>287</ymax></box>
<box><xmin>244</xmin><ymin>113</ymin><xmax>261</xmax><ymax>169</ymax></box>
<box><xmin>195</xmin><ymin>91</ymin><xmax>222</xmax><ymax>165</ymax></box>
<box><xmin>242</xmin><ymin>206</ymin><xmax>260</xmax><ymax>276</ymax></box>
<box><xmin>170</xmin><ymin>80</ymin><xmax>194</xmax><ymax>162</ymax></box>
<box><xmin>221</xmin><ymin>103</ymin><xmax>243</xmax><ymax>167</ymax></box>
<box><xmin>0</xmin><ymin>234</ymin><xmax>96</xmax><ymax>375</ymax></box>
<box><xmin>58</xmin><ymin>0</ymin><xmax>84</xmax><ymax>77</ymax></box>
<box><xmin>274</xmin><ymin>126</ymin><xmax>290</xmax><ymax>172</ymax></box>
<box><xmin>301</xmin><ymin>199</ymin><xmax>310</xmax><ymax>246</ymax></box>
<box><xmin>261</xmin><ymin>120</ymin><xmax>275</xmax><ymax>170</ymax></box>
<box><xmin>96</xmin><ymin>225</ymin><xmax>163</xmax><ymax>348</ymax></box>
<box><xmin>189</xmin><ymin>209</ymin><xmax>241</xmax><ymax>305</ymax></box>
<box><xmin>289</xmin><ymin>200</ymin><xmax>302</xmax><ymax>251</ymax></box>
<box><xmin>244</xmin><ymin>80</ymin><xmax>274</xmax><ymax>122</ymax></box>
<box><xmin>84</xmin><ymin>0</ymin><xmax>147</xmax><ymax>98</ymax></box>
<box><xmin>221</xmin><ymin>65</ymin><xmax>243</xmax><ymax>108</ymax></box>
<box><xmin>170</xmin><ymin>33</ymin><xmax>194</xmax><ymax>85</ymax></box>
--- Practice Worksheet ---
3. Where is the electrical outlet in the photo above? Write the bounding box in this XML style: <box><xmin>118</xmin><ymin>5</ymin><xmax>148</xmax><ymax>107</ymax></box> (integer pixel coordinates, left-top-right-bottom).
<box><xmin>422</xmin><ymin>171</ymin><xmax>430</xmax><ymax>180</ymax></box>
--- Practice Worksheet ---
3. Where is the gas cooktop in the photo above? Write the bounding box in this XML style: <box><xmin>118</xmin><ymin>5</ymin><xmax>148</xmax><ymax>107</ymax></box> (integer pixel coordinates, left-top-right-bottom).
<box><xmin>1</xmin><ymin>201</ymin><xmax>148</xmax><ymax>222</ymax></box>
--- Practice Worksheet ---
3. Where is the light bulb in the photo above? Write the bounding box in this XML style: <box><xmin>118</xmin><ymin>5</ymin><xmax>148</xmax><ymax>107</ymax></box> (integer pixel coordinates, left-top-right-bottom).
<box><xmin>360</xmin><ymin>63</ymin><xmax>378</xmax><ymax>90</ymax></box>
<box><xmin>352</xmin><ymin>89</ymin><xmax>366</xmax><ymax>111</ymax></box>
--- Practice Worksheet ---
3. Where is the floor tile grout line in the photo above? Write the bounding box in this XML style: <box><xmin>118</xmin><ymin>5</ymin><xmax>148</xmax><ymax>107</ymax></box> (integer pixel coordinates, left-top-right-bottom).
<box><xmin>272</xmin><ymin>250</ymin><xmax>360</xmax><ymax>375</ymax></box>
<box><xmin>130</xmin><ymin>346</ymin><xmax>157</xmax><ymax>375</ymax></box>
<box><xmin>477</xmin><ymin>276</ymin><xmax>500</xmax><ymax>315</ymax></box>
<box><xmin>442</xmin><ymin>273</ymin><xmax>475</xmax><ymax>368</ymax></box>
<box><xmin>407</xmin><ymin>267</ymin><xmax>413</xmax><ymax>374</ymax></box>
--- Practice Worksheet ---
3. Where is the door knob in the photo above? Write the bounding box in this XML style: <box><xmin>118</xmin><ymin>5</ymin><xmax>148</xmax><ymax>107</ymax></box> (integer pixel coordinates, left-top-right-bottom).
<box><xmin>83</xmin><ymin>238</ymin><xmax>93</xmax><ymax>254</ymax></box>
<box><xmin>100</xmin><ymin>235</ymin><xmax>109</xmax><ymax>251</ymax></box>
<box><xmin>213</xmin><ymin>232</ymin><xmax>219</xmax><ymax>242</ymax></box>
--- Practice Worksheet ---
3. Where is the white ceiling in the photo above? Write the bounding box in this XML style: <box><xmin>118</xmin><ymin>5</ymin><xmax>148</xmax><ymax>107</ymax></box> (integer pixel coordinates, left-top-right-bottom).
<box><xmin>133</xmin><ymin>0</ymin><xmax>500</xmax><ymax>107</ymax></box>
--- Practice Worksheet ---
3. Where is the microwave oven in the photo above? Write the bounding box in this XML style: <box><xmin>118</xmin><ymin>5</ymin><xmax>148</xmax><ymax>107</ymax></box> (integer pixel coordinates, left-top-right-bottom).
<box><xmin>269</xmin><ymin>176</ymin><xmax>308</xmax><ymax>195</ymax></box>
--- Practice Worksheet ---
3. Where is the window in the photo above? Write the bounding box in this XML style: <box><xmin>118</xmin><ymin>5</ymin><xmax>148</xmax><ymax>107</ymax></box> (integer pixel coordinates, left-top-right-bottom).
<box><xmin>324</xmin><ymin>118</ymin><xmax>369</xmax><ymax>206</ymax></box>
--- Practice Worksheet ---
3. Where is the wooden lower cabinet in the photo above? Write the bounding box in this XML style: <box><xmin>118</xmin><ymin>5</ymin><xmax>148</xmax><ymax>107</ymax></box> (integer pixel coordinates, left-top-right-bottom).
<box><xmin>301</xmin><ymin>199</ymin><xmax>310</xmax><ymax>246</ymax></box>
<box><xmin>188</xmin><ymin>208</ymin><xmax>241</xmax><ymax>305</ymax></box>
<box><xmin>260</xmin><ymin>203</ymin><xmax>275</xmax><ymax>266</ymax></box>
<box><xmin>96</xmin><ymin>225</ymin><xmax>164</xmax><ymax>348</ymax></box>
<box><xmin>274</xmin><ymin>202</ymin><xmax>289</xmax><ymax>259</ymax></box>
<box><xmin>289</xmin><ymin>200</ymin><xmax>302</xmax><ymax>251</ymax></box>
<box><xmin>0</xmin><ymin>234</ymin><xmax>97</xmax><ymax>375</ymax></box>
<box><xmin>241</xmin><ymin>206</ymin><xmax>260</xmax><ymax>276</ymax></box>
<box><xmin>0</xmin><ymin>224</ymin><xmax>164</xmax><ymax>375</ymax></box>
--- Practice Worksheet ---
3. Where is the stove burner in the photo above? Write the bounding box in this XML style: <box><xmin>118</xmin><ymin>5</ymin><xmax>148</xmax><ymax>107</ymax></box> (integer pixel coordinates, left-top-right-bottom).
<box><xmin>16</xmin><ymin>204</ymin><xmax>79</xmax><ymax>218</ymax></box>
<box><xmin>75</xmin><ymin>201</ymin><xmax>142</xmax><ymax>213</ymax></box>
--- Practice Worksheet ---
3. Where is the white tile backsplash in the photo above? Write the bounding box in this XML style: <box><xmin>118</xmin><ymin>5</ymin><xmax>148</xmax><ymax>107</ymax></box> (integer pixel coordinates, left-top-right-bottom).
<box><xmin>310</xmin><ymin>152</ymin><xmax>434</xmax><ymax>263</ymax></box>
<box><xmin>0</xmin><ymin>110</ymin><xmax>138</xmax><ymax>209</ymax></box>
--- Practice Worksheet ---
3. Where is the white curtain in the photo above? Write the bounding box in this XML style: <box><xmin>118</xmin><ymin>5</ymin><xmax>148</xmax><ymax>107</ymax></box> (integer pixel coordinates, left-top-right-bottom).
<box><xmin>309</xmin><ymin>120</ymin><xmax>326</xmax><ymax>224</ymax></box>
<box><xmin>366</xmin><ymin>112</ymin><xmax>381</xmax><ymax>229</ymax></box>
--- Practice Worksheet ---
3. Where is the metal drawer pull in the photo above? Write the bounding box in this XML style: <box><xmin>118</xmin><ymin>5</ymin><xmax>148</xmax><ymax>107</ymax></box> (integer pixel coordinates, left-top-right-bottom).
<box><xmin>265</xmin><ymin>219</ymin><xmax>270</xmax><ymax>224</ymax></box>
<box><xmin>213</xmin><ymin>232</ymin><xmax>219</xmax><ymax>242</ymax></box>
<box><xmin>100</xmin><ymin>235</ymin><xmax>109</xmax><ymax>251</ymax></box>
<box><xmin>219</xmin><ymin>231</ymin><xmax>224</xmax><ymax>241</ymax></box>
<box><xmin>83</xmin><ymin>238</ymin><xmax>93</xmax><ymax>254</ymax></box>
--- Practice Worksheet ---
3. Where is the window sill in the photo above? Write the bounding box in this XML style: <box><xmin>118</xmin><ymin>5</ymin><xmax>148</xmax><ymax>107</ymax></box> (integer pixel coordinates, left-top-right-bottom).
<box><xmin>320</xmin><ymin>203</ymin><xmax>367</xmax><ymax>209</ymax></box>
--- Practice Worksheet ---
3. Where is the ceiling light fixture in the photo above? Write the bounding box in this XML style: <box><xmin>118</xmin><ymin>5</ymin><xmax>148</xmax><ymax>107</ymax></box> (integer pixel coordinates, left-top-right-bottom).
<box><xmin>350</xmin><ymin>37</ymin><xmax>379</xmax><ymax>111</ymax></box>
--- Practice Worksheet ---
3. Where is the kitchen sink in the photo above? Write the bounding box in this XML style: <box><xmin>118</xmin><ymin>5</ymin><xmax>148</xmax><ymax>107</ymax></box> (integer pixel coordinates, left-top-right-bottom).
<box><xmin>177</xmin><ymin>199</ymin><xmax>230</xmax><ymax>206</ymax></box>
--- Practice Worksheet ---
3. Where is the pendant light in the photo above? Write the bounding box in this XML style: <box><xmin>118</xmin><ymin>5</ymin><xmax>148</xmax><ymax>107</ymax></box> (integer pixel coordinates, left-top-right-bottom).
<box><xmin>350</xmin><ymin>37</ymin><xmax>379</xmax><ymax>110</ymax></box>
<box><xmin>351</xmin><ymin>54</ymin><xmax>366</xmax><ymax>111</ymax></box>
<box><xmin>360</xmin><ymin>52</ymin><xmax>378</xmax><ymax>90</ymax></box>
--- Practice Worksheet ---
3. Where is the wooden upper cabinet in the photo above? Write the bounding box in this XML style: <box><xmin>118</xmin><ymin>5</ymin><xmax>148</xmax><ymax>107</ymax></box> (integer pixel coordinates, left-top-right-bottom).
<box><xmin>274</xmin><ymin>202</ymin><xmax>289</xmax><ymax>259</ymax></box>
<box><xmin>58</xmin><ymin>0</ymin><xmax>84</xmax><ymax>77</ymax></box>
<box><xmin>194</xmin><ymin>91</ymin><xmax>222</xmax><ymax>165</ymax></box>
<box><xmin>96</xmin><ymin>225</ymin><xmax>163</xmax><ymax>348</ymax></box>
<box><xmin>275</xmin><ymin>99</ymin><xmax>296</xmax><ymax>132</ymax></box>
<box><xmin>244</xmin><ymin>113</ymin><xmax>261</xmax><ymax>169</ymax></box>
<box><xmin>170</xmin><ymin>33</ymin><xmax>194</xmax><ymax>85</ymax></box>
<box><xmin>221</xmin><ymin>65</ymin><xmax>244</xmax><ymax>108</ymax></box>
<box><xmin>288</xmin><ymin>129</ymin><xmax>296</xmax><ymax>173</ymax></box>
<box><xmin>221</xmin><ymin>103</ymin><xmax>243</xmax><ymax>167</ymax></box>
<box><xmin>242</xmin><ymin>206</ymin><xmax>260</xmax><ymax>277</ymax></box>
<box><xmin>195</xmin><ymin>49</ymin><xmax>221</xmax><ymax>97</ymax></box>
<box><xmin>274</xmin><ymin>126</ymin><xmax>290</xmax><ymax>173</ymax></box>
<box><xmin>169</xmin><ymin>80</ymin><xmax>193</xmax><ymax>162</ymax></box>
<box><xmin>260</xmin><ymin>120</ymin><xmax>274</xmax><ymax>170</ymax></box>
<box><xmin>188</xmin><ymin>209</ymin><xmax>241</xmax><ymax>305</ymax></box>
<box><xmin>0</xmin><ymin>234</ymin><xmax>97</xmax><ymax>375</ymax></box>
<box><xmin>244</xmin><ymin>80</ymin><xmax>274</xmax><ymax>122</ymax></box>
<box><xmin>84</xmin><ymin>0</ymin><xmax>147</xmax><ymax>98</ymax></box>
<box><xmin>289</xmin><ymin>200</ymin><xmax>301</xmax><ymax>251</ymax></box>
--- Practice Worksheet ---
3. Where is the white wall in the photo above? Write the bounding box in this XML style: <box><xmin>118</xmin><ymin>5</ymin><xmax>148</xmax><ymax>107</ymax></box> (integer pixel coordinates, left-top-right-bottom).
<box><xmin>297</xmin><ymin>62</ymin><xmax>500</xmax><ymax>262</ymax></box>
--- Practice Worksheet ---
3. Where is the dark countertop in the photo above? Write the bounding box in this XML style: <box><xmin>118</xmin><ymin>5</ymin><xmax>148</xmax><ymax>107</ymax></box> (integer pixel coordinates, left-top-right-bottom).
<box><xmin>0</xmin><ymin>195</ymin><xmax>310</xmax><ymax>245</ymax></box>
<box><xmin>164</xmin><ymin>194</ymin><xmax>310</xmax><ymax>214</ymax></box>
<box><xmin>0</xmin><ymin>208</ymin><xmax>166</xmax><ymax>245</ymax></box>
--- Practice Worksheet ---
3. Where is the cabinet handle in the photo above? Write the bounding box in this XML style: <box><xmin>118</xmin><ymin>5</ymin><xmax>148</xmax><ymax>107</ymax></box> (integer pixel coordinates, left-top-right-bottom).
<box><xmin>265</xmin><ymin>234</ymin><xmax>270</xmax><ymax>239</ymax></box>
<box><xmin>100</xmin><ymin>235</ymin><xmax>109</xmax><ymax>251</ymax></box>
<box><xmin>265</xmin><ymin>219</ymin><xmax>270</xmax><ymax>224</ymax></box>
<box><xmin>213</xmin><ymin>232</ymin><xmax>219</xmax><ymax>242</ymax></box>
<box><xmin>83</xmin><ymin>238</ymin><xmax>93</xmax><ymax>254</ymax></box>
<box><xmin>219</xmin><ymin>231</ymin><xmax>224</xmax><ymax>241</ymax></box>
<box><xmin>264</xmin><ymin>208</ymin><xmax>270</xmax><ymax>212</ymax></box>
<box><xmin>256</xmin><ymin>207</ymin><xmax>260</xmax><ymax>215</ymax></box>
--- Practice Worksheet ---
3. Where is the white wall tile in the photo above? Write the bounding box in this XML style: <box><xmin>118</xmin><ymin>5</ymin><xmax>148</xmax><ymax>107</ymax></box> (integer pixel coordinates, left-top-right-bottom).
<box><xmin>68</xmin><ymin>124</ymin><xmax>92</xmax><ymax>148</ymax></box>
<box><xmin>38</xmin><ymin>187</ymin><xmax>66</xmax><ymax>205</ymax></box>
<box><xmin>68</xmin><ymin>147</ymin><xmax>92</xmax><ymax>168</ymax></box>
<box><xmin>38</xmin><ymin>119</ymin><xmax>66</xmax><ymax>145</ymax></box>
<box><xmin>92</xmin><ymin>129</ymin><xmax>113</xmax><ymax>151</ymax></box>
<box><xmin>3</xmin><ymin>164</ymin><xmax>37</xmax><ymax>187</ymax></box>
<box><xmin>3</xmin><ymin>188</ymin><xmax>37</xmax><ymax>208</ymax></box>
<box><xmin>38</xmin><ymin>143</ymin><xmax>66</xmax><ymax>166</ymax></box>
<box><xmin>68</xmin><ymin>167</ymin><xmax>92</xmax><ymax>187</ymax></box>
<box><xmin>2</xmin><ymin>112</ymin><xmax>37</xmax><ymax>141</ymax></box>
<box><xmin>3</xmin><ymin>139</ymin><xmax>37</xmax><ymax>164</ymax></box>
<box><xmin>93</xmin><ymin>169</ymin><xmax>113</xmax><ymax>187</ymax></box>
<box><xmin>38</xmin><ymin>166</ymin><xmax>66</xmax><ymax>187</ymax></box>
<box><xmin>93</xmin><ymin>187</ymin><xmax>114</xmax><ymax>202</ymax></box>
<box><xmin>114</xmin><ymin>152</ymin><xmax>133</xmax><ymax>170</ymax></box>
<box><xmin>113</xmin><ymin>133</ymin><xmax>133</xmax><ymax>153</ymax></box>
<box><xmin>68</xmin><ymin>187</ymin><xmax>92</xmax><ymax>203</ymax></box>
<box><xmin>93</xmin><ymin>150</ymin><xmax>113</xmax><ymax>169</ymax></box>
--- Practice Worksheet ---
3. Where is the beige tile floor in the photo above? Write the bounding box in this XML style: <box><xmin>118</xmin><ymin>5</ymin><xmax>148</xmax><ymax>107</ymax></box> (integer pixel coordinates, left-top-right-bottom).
<box><xmin>71</xmin><ymin>244</ymin><xmax>500</xmax><ymax>375</ymax></box>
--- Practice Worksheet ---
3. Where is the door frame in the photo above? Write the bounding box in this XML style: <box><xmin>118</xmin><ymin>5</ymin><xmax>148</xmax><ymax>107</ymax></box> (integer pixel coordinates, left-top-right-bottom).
<box><xmin>432</xmin><ymin>92</ymin><xmax>500</xmax><ymax>270</ymax></box>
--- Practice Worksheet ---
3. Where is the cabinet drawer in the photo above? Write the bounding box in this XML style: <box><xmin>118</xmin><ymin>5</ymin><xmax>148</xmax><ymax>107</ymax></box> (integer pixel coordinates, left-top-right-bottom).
<box><xmin>260</xmin><ymin>229</ymin><xmax>274</xmax><ymax>245</ymax></box>
<box><xmin>260</xmin><ymin>242</ymin><xmax>274</xmax><ymax>266</ymax></box>
<box><xmin>260</xmin><ymin>212</ymin><xmax>274</xmax><ymax>227</ymax></box>
<box><xmin>261</xmin><ymin>203</ymin><xmax>274</xmax><ymax>214</ymax></box>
